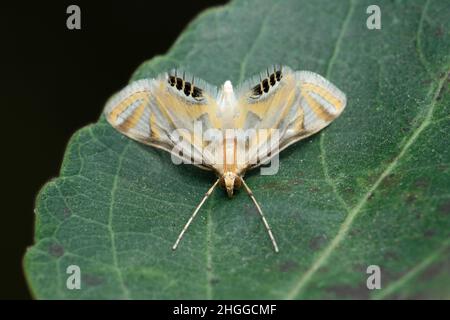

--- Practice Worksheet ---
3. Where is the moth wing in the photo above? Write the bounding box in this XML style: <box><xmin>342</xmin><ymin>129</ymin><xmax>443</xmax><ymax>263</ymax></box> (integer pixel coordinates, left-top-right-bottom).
<box><xmin>235</xmin><ymin>67</ymin><xmax>346</xmax><ymax>171</ymax></box>
<box><xmin>103</xmin><ymin>74</ymin><xmax>221</xmax><ymax>170</ymax></box>
<box><xmin>287</xmin><ymin>70</ymin><xmax>347</xmax><ymax>139</ymax></box>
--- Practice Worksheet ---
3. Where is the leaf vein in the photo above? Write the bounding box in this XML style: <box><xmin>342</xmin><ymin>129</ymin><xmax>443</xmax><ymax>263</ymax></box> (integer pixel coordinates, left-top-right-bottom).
<box><xmin>285</xmin><ymin>66</ymin><xmax>450</xmax><ymax>299</ymax></box>
<box><xmin>373</xmin><ymin>238</ymin><xmax>450</xmax><ymax>299</ymax></box>
<box><xmin>107</xmin><ymin>140</ymin><xmax>132</xmax><ymax>299</ymax></box>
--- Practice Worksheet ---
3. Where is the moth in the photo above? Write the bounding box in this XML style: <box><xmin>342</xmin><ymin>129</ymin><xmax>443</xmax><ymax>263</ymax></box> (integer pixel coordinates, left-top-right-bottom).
<box><xmin>104</xmin><ymin>66</ymin><xmax>346</xmax><ymax>252</ymax></box>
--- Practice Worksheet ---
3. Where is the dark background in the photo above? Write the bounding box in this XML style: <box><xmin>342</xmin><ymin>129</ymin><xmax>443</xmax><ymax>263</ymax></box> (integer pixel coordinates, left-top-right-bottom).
<box><xmin>1</xmin><ymin>0</ymin><xmax>227</xmax><ymax>299</ymax></box>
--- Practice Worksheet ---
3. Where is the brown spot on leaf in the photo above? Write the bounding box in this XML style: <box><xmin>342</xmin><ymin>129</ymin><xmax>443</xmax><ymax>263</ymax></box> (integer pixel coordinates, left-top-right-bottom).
<box><xmin>48</xmin><ymin>244</ymin><xmax>64</xmax><ymax>257</ymax></box>
<box><xmin>438</xmin><ymin>201</ymin><xmax>450</xmax><ymax>215</ymax></box>
<box><xmin>63</xmin><ymin>207</ymin><xmax>71</xmax><ymax>218</ymax></box>
<box><xmin>384</xmin><ymin>250</ymin><xmax>399</xmax><ymax>260</ymax></box>
<box><xmin>418</xmin><ymin>260</ymin><xmax>445</xmax><ymax>282</ymax></box>
<box><xmin>388</xmin><ymin>293</ymin><xmax>409</xmax><ymax>300</ymax></box>
<box><xmin>424</xmin><ymin>229</ymin><xmax>435</xmax><ymax>238</ymax></box>
<box><xmin>414</xmin><ymin>178</ymin><xmax>428</xmax><ymax>189</ymax></box>
<box><xmin>84</xmin><ymin>274</ymin><xmax>104</xmax><ymax>287</ymax></box>
<box><xmin>436</xmin><ymin>91</ymin><xmax>444</xmax><ymax>101</ymax></box>
<box><xmin>406</xmin><ymin>293</ymin><xmax>429</xmax><ymax>300</ymax></box>
<box><xmin>405</xmin><ymin>193</ymin><xmax>417</xmax><ymax>204</ymax></box>
<box><xmin>381</xmin><ymin>173</ymin><xmax>398</xmax><ymax>188</ymax></box>
<box><xmin>309</xmin><ymin>235</ymin><xmax>327</xmax><ymax>250</ymax></box>
<box><xmin>279</xmin><ymin>260</ymin><xmax>298</xmax><ymax>272</ymax></box>
<box><xmin>435</xmin><ymin>26</ymin><xmax>444</xmax><ymax>37</ymax></box>
<box><xmin>260</xmin><ymin>181</ymin><xmax>292</xmax><ymax>192</ymax></box>
<box><xmin>309</xmin><ymin>186</ymin><xmax>320</xmax><ymax>193</ymax></box>
<box><xmin>344</xmin><ymin>186</ymin><xmax>354</xmax><ymax>194</ymax></box>
<box><xmin>291</xmin><ymin>179</ymin><xmax>303</xmax><ymax>186</ymax></box>
<box><xmin>326</xmin><ymin>284</ymin><xmax>369</xmax><ymax>299</ymax></box>
<box><xmin>319</xmin><ymin>266</ymin><xmax>330</xmax><ymax>274</ymax></box>
<box><xmin>210</xmin><ymin>277</ymin><xmax>220</xmax><ymax>285</ymax></box>
<box><xmin>421</xmin><ymin>79</ymin><xmax>432</xmax><ymax>85</ymax></box>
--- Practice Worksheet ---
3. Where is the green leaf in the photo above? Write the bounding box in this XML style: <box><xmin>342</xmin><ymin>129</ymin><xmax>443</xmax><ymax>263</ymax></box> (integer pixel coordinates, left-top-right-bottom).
<box><xmin>24</xmin><ymin>0</ymin><xmax>450</xmax><ymax>299</ymax></box>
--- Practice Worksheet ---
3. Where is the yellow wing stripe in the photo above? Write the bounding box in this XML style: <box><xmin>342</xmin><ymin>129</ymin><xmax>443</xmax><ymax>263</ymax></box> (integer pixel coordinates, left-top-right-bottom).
<box><xmin>149</xmin><ymin>112</ymin><xmax>160</xmax><ymax>140</ymax></box>
<box><xmin>301</xmin><ymin>83</ymin><xmax>344</xmax><ymax>110</ymax></box>
<box><xmin>152</xmin><ymin>82</ymin><xmax>222</xmax><ymax>130</ymax></box>
<box><xmin>271</xmin><ymin>85</ymin><xmax>297</xmax><ymax>129</ymax></box>
<box><xmin>118</xmin><ymin>102</ymin><xmax>146</xmax><ymax>132</ymax></box>
<box><xmin>291</xmin><ymin>103</ymin><xmax>305</xmax><ymax>133</ymax></box>
<box><xmin>301</xmin><ymin>89</ymin><xmax>335</xmax><ymax>122</ymax></box>
<box><xmin>109</xmin><ymin>91</ymin><xmax>149</xmax><ymax>122</ymax></box>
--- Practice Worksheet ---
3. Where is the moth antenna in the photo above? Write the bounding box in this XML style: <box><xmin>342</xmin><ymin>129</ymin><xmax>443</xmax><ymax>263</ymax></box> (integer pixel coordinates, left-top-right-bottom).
<box><xmin>241</xmin><ymin>179</ymin><xmax>279</xmax><ymax>253</ymax></box>
<box><xmin>172</xmin><ymin>179</ymin><xmax>220</xmax><ymax>251</ymax></box>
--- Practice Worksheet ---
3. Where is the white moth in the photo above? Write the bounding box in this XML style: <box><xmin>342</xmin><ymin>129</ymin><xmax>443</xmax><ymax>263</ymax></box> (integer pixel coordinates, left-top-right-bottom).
<box><xmin>104</xmin><ymin>66</ymin><xmax>347</xmax><ymax>252</ymax></box>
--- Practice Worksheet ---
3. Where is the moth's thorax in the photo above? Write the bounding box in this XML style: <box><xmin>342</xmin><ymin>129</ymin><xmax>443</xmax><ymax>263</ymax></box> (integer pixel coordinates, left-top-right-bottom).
<box><xmin>218</xmin><ymin>80</ymin><xmax>238</xmax><ymax>129</ymax></box>
<box><xmin>219</xmin><ymin>171</ymin><xmax>242</xmax><ymax>197</ymax></box>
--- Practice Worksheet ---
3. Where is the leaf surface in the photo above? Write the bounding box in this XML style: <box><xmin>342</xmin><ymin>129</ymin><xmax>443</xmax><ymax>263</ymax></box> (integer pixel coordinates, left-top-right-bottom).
<box><xmin>25</xmin><ymin>0</ymin><xmax>450</xmax><ymax>299</ymax></box>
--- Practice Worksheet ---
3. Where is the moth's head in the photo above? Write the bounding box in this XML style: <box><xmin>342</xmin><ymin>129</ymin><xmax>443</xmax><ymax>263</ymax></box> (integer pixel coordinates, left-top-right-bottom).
<box><xmin>219</xmin><ymin>80</ymin><xmax>236</xmax><ymax>104</ymax></box>
<box><xmin>220</xmin><ymin>172</ymin><xmax>242</xmax><ymax>198</ymax></box>
<box><xmin>223</xmin><ymin>80</ymin><xmax>233</xmax><ymax>93</ymax></box>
